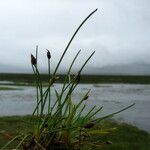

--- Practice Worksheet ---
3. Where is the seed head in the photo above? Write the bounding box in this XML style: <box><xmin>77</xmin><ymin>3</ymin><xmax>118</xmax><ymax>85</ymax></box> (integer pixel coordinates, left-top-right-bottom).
<box><xmin>46</xmin><ymin>49</ymin><xmax>51</xmax><ymax>59</ymax></box>
<box><xmin>106</xmin><ymin>141</ymin><xmax>113</xmax><ymax>145</ymax></box>
<box><xmin>83</xmin><ymin>90</ymin><xmax>90</xmax><ymax>100</ymax></box>
<box><xmin>50</xmin><ymin>76</ymin><xmax>59</xmax><ymax>84</ymax></box>
<box><xmin>3</xmin><ymin>133</ymin><xmax>13</xmax><ymax>140</ymax></box>
<box><xmin>31</xmin><ymin>54</ymin><xmax>37</xmax><ymax>66</ymax></box>
<box><xmin>83</xmin><ymin>94</ymin><xmax>89</xmax><ymax>100</ymax></box>
<box><xmin>76</xmin><ymin>73</ymin><xmax>81</xmax><ymax>84</ymax></box>
<box><xmin>83</xmin><ymin>122</ymin><xmax>95</xmax><ymax>129</ymax></box>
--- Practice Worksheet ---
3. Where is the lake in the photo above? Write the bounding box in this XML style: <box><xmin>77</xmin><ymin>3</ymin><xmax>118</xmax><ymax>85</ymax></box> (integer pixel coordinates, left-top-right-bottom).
<box><xmin>0</xmin><ymin>83</ymin><xmax>150</xmax><ymax>132</ymax></box>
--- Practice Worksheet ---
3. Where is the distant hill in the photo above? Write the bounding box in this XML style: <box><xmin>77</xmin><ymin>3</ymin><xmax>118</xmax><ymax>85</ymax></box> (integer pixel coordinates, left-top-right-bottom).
<box><xmin>86</xmin><ymin>63</ymin><xmax>150</xmax><ymax>75</ymax></box>
<box><xmin>0</xmin><ymin>63</ymin><xmax>30</xmax><ymax>73</ymax></box>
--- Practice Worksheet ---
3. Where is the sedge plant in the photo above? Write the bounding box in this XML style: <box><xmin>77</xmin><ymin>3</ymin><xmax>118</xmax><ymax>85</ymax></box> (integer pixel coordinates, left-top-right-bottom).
<box><xmin>1</xmin><ymin>9</ymin><xmax>135</xmax><ymax>150</ymax></box>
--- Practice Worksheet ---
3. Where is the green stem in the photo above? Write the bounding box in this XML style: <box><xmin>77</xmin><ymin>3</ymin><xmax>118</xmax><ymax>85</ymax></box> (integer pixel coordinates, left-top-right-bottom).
<box><xmin>32</xmin><ymin>65</ymin><xmax>39</xmax><ymax>116</ymax></box>
<box><xmin>48</xmin><ymin>59</ymin><xmax>51</xmax><ymax>114</ymax></box>
<box><xmin>53</xmin><ymin>9</ymin><xmax>97</xmax><ymax>76</ymax></box>
<box><xmin>35</xmin><ymin>66</ymin><xmax>44</xmax><ymax>116</ymax></box>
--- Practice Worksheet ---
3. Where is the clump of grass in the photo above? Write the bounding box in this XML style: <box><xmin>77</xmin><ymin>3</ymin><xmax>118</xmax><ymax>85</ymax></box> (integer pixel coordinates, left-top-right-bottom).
<box><xmin>0</xmin><ymin>9</ymin><xmax>134</xmax><ymax>150</ymax></box>
<box><xmin>1</xmin><ymin>116</ymin><xmax>149</xmax><ymax>150</ymax></box>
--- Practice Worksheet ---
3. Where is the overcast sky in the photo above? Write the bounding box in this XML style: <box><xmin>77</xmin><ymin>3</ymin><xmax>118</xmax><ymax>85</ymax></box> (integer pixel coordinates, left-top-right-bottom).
<box><xmin>0</xmin><ymin>0</ymin><xmax>150</xmax><ymax>73</ymax></box>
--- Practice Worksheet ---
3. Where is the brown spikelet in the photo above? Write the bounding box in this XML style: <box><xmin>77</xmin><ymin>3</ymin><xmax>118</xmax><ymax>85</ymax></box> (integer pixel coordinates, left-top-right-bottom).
<box><xmin>83</xmin><ymin>94</ymin><xmax>89</xmax><ymax>100</ymax></box>
<box><xmin>83</xmin><ymin>122</ymin><xmax>95</xmax><ymax>129</ymax></box>
<box><xmin>3</xmin><ymin>133</ymin><xmax>13</xmax><ymax>140</ymax></box>
<box><xmin>106</xmin><ymin>141</ymin><xmax>113</xmax><ymax>145</ymax></box>
<box><xmin>50</xmin><ymin>76</ymin><xmax>59</xmax><ymax>84</ymax></box>
<box><xmin>46</xmin><ymin>49</ymin><xmax>51</xmax><ymax>59</ymax></box>
<box><xmin>76</xmin><ymin>73</ymin><xmax>81</xmax><ymax>84</ymax></box>
<box><xmin>31</xmin><ymin>54</ymin><xmax>37</xmax><ymax>66</ymax></box>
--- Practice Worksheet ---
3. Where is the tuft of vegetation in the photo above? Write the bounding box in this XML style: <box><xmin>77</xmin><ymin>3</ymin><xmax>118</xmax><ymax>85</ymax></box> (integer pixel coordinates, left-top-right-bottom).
<box><xmin>0</xmin><ymin>116</ymin><xmax>150</xmax><ymax>150</ymax></box>
<box><xmin>0</xmin><ymin>9</ymin><xmax>134</xmax><ymax>150</ymax></box>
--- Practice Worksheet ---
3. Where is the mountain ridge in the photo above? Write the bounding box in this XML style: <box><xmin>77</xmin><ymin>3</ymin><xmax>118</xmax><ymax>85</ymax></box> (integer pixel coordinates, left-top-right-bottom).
<box><xmin>0</xmin><ymin>63</ymin><xmax>150</xmax><ymax>75</ymax></box>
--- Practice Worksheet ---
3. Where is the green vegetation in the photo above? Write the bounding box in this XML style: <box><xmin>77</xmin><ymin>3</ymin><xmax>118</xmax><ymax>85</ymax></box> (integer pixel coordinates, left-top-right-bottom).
<box><xmin>100</xmin><ymin>121</ymin><xmax>150</xmax><ymax>150</ymax></box>
<box><xmin>0</xmin><ymin>116</ymin><xmax>149</xmax><ymax>150</ymax></box>
<box><xmin>1</xmin><ymin>74</ymin><xmax>150</xmax><ymax>84</ymax></box>
<box><xmin>0</xmin><ymin>87</ymin><xmax>19</xmax><ymax>90</ymax></box>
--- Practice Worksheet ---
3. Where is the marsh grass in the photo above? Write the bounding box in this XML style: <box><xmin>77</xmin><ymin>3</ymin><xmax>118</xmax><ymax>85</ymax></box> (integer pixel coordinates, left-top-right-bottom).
<box><xmin>0</xmin><ymin>87</ymin><xmax>19</xmax><ymax>90</ymax></box>
<box><xmin>0</xmin><ymin>9</ymin><xmax>134</xmax><ymax>150</ymax></box>
<box><xmin>1</xmin><ymin>116</ymin><xmax>149</xmax><ymax>150</ymax></box>
<box><xmin>1</xmin><ymin>74</ymin><xmax>150</xmax><ymax>85</ymax></box>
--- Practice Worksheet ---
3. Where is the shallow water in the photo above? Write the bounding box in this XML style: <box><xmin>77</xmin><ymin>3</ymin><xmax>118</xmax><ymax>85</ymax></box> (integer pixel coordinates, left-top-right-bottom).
<box><xmin>0</xmin><ymin>83</ymin><xmax>150</xmax><ymax>132</ymax></box>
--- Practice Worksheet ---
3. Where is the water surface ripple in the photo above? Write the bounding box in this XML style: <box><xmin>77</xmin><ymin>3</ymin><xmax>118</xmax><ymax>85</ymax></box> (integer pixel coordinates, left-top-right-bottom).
<box><xmin>0</xmin><ymin>84</ymin><xmax>150</xmax><ymax>132</ymax></box>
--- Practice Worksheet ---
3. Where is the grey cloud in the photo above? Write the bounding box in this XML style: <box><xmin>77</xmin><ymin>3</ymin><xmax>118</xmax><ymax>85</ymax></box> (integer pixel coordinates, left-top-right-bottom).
<box><xmin>0</xmin><ymin>0</ymin><xmax>150</xmax><ymax>74</ymax></box>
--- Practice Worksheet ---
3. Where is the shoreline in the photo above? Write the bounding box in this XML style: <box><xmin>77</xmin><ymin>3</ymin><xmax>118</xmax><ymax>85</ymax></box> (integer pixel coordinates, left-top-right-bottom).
<box><xmin>0</xmin><ymin>83</ymin><xmax>150</xmax><ymax>133</ymax></box>
<box><xmin>1</xmin><ymin>74</ymin><xmax>150</xmax><ymax>84</ymax></box>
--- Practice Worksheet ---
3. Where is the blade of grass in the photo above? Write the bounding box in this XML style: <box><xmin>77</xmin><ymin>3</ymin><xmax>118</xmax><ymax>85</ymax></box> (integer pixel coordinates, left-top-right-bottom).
<box><xmin>95</xmin><ymin>103</ymin><xmax>135</xmax><ymax>123</ymax></box>
<box><xmin>16</xmin><ymin>134</ymin><xmax>31</xmax><ymax>149</ymax></box>
<box><xmin>0</xmin><ymin>135</ymin><xmax>21</xmax><ymax>150</ymax></box>
<box><xmin>53</xmin><ymin>9</ymin><xmax>97</xmax><ymax>76</ymax></box>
